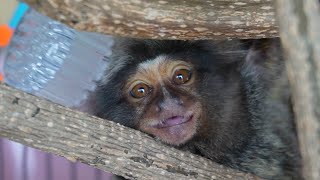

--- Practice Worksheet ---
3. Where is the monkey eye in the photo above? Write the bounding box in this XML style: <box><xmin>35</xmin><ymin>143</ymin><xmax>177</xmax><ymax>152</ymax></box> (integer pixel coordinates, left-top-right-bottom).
<box><xmin>130</xmin><ymin>83</ymin><xmax>150</xmax><ymax>98</ymax></box>
<box><xmin>173</xmin><ymin>69</ymin><xmax>192</xmax><ymax>85</ymax></box>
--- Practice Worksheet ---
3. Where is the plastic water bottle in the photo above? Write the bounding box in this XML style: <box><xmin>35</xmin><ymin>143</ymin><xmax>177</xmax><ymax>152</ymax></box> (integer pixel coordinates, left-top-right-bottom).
<box><xmin>1</xmin><ymin>9</ymin><xmax>114</xmax><ymax>108</ymax></box>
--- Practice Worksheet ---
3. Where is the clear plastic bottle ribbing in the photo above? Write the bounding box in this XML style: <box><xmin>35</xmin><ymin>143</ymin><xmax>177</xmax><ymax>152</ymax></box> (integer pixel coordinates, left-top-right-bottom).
<box><xmin>3</xmin><ymin>9</ymin><xmax>114</xmax><ymax>107</ymax></box>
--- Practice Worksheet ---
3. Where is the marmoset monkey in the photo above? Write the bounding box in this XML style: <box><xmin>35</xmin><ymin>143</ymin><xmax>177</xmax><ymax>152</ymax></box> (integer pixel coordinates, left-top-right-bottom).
<box><xmin>88</xmin><ymin>38</ymin><xmax>302</xmax><ymax>179</ymax></box>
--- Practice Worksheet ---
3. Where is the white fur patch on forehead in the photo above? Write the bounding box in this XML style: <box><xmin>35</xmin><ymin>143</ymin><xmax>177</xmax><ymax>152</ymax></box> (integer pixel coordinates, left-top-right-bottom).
<box><xmin>136</xmin><ymin>55</ymin><xmax>168</xmax><ymax>85</ymax></box>
<box><xmin>125</xmin><ymin>55</ymin><xmax>193</xmax><ymax>91</ymax></box>
<box><xmin>138</xmin><ymin>55</ymin><xmax>168</xmax><ymax>71</ymax></box>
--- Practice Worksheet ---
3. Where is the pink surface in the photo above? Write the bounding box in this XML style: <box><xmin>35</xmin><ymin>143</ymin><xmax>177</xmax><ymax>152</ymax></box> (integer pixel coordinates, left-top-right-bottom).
<box><xmin>0</xmin><ymin>138</ymin><xmax>113</xmax><ymax>180</ymax></box>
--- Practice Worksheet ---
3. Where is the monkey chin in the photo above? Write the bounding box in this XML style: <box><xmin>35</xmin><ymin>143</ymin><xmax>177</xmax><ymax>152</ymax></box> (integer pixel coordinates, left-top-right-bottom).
<box><xmin>140</xmin><ymin>112</ymin><xmax>199</xmax><ymax>146</ymax></box>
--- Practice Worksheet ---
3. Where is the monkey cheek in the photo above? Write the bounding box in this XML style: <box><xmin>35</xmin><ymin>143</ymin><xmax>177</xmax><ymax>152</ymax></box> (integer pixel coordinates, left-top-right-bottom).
<box><xmin>141</xmin><ymin>117</ymin><xmax>198</xmax><ymax>146</ymax></box>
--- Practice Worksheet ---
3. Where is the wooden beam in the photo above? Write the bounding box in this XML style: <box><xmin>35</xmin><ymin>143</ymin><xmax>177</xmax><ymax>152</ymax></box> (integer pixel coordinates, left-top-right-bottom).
<box><xmin>276</xmin><ymin>0</ymin><xmax>320</xmax><ymax>179</ymax></box>
<box><xmin>24</xmin><ymin>0</ymin><xmax>278</xmax><ymax>40</ymax></box>
<box><xmin>0</xmin><ymin>83</ymin><xmax>259</xmax><ymax>180</ymax></box>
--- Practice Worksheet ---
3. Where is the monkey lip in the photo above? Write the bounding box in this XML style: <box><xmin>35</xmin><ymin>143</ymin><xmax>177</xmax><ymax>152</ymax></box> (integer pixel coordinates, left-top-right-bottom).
<box><xmin>154</xmin><ymin>114</ymin><xmax>194</xmax><ymax>129</ymax></box>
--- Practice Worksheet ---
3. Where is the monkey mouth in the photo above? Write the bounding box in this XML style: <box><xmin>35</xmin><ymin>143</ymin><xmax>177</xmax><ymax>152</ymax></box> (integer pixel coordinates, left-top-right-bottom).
<box><xmin>140</xmin><ymin>111</ymin><xmax>198</xmax><ymax>145</ymax></box>
<box><xmin>154</xmin><ymin>114</ymin><xmax>194</xmax><ymax>129</ymax></box>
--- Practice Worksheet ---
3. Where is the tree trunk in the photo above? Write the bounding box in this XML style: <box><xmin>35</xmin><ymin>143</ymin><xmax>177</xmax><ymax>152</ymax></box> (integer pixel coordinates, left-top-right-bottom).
<box><xmin>24</xmin><ymin>0</ymin><xmax>278</xmax><ymax>40</ymax></box>
<box><xmin>0</xmin><ymin>83</ymin><xmax>259</xmax><ymax>180</ymax></box>
<box><xmin>276</xmin><ymin>0</ymin><xmax>320</xmax><ymax>179</ymax></box>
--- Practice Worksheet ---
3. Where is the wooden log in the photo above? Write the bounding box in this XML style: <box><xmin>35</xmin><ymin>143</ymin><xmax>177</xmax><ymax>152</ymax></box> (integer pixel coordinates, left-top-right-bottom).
<box><xmin>24</xmin><ymin>0</ymin><xmax>278</xmax><ymax>40</ymax></box>
<box><xmin>0</xmin><ymin>83</ymin><xmax>259</xmax><ymax>180</ymax></box>
<box><xmin>276</xmin><ymin>0</ymin><xmax>320</xmax><ymax>179</ymax></box>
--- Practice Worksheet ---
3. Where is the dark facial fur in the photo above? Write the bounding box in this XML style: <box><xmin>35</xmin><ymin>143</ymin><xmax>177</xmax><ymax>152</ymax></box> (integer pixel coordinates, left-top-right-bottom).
<box><xmin>88</xmin><ymin>38</ymin><xmax>302</xmax><ymax>179</ymax></box>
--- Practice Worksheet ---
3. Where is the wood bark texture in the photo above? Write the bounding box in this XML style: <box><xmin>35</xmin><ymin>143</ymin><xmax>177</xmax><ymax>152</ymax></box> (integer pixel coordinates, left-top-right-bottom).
<box><xmin>276</xmin><ymin>0</ymin><xmax>320</xmax><ymax>179</ymax></box>
<box><xmin>0</xmin><ymin>83</ymin><xmax>260</xmax><ymax>180</ymax></box>
<box><xmin>24</xmin><ymin>0</ymin><xmax>278</xmax><ymax>40</ymax></box>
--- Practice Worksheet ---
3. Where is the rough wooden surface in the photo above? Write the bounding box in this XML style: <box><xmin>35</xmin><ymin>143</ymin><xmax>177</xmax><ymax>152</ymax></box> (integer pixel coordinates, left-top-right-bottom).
<box><xmin>0</xmin><ymin>83</ymin><xmax>260</xmax><ymax>180</ymax></box>
<box><xmin>24</xmin><ymin>0</ymin><xmax>278</xmax><ymax>40</ymax></box>
<box><xmin>276</xmin><ymin>0</ymin><xmax>320</xmax><ymax>179</ymax></box>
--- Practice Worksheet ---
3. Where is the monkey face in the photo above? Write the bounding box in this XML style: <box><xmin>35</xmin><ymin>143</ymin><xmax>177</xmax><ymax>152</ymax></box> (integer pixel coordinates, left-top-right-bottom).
<box><xmin>92</xmin><ymin>39</ymin><xmax>247</xmax><ymax>149</ymax></box>
<box><xmin>124</xmin><ymin>56</ymin><xmax>203</xmax><ymax>145</ymax></box>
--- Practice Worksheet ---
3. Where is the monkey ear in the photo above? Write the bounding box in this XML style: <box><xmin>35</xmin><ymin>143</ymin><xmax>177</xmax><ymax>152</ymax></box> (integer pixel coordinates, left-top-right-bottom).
<box><xmin>241</xmin><ymin>38</ymin><xmax>284</xmax><ymax>88</ymax></box>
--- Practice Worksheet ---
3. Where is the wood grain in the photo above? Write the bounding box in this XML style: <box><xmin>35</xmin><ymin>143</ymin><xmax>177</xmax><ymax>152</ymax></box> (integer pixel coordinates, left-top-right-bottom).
<box><xmin>0</xmin><ymin>83</ymin><xmax>259</xmax><ymax>180</ymax></box>
<box><xmin>24</xmin><ymin>0</ymin><xmax>278</xmax><ymax>40</ymax></box>
<box><xmin>276</xmin><ymin>0</ymin><xmax>320</xmax><ymax>179</ymax></box>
